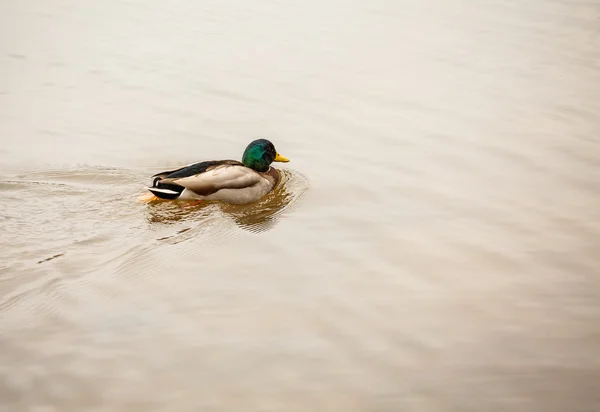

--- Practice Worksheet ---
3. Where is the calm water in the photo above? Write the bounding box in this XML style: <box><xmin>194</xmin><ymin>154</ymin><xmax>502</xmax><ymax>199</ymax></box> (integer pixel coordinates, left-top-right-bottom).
<box><xmin>1</xmin><ymin>0</ymin><xmax>600</xmax><ymax>410</ymax></box>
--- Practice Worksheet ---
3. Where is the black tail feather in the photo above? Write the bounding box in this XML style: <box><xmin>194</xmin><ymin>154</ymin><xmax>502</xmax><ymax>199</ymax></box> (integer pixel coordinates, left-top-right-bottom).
<box><xmin>148</xmin><ymin>181</ymin><xmax>185</xmax><ymax>200</ymax></box>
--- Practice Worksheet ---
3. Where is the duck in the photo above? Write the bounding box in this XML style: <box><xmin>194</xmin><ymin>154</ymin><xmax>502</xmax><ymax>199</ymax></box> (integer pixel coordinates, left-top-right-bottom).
<box><xmin>145</xmin><ymin>139</ymin><xmax>290</xmax><ymax>204</ymax></box>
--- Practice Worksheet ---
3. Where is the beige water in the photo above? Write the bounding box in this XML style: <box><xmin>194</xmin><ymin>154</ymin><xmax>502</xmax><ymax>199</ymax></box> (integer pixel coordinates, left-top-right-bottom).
<box><xmin>1</xmin><ymin>0</ymin><xmax>600</xmax><ymax>410</ymax></box>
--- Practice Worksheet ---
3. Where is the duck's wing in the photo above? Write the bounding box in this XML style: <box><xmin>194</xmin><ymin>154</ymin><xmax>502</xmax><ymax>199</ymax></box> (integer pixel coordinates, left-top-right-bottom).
<box><xmin>152</xmin><ymin>160</ymin><xmax>240</xmax><ymax>181</ymax></box>
<box><xmin>156</xmin><ymin>161</ymin><xmax>263</xmax><ymax>196</ymax></box>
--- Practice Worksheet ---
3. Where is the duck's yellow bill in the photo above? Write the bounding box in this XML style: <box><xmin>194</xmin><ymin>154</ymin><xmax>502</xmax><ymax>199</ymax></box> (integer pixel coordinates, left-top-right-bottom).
<box><xmin>274</xmin><ymin>153</ymin><xmax>290</xmax><ymax>162</ymax></box>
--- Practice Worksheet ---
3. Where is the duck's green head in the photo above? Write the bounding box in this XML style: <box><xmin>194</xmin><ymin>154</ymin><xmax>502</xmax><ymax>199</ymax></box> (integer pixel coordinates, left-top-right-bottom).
<box><xmin>242</xmin><ymin>139</ymin><xmax>289</xmax><ymax>172</ymax></box>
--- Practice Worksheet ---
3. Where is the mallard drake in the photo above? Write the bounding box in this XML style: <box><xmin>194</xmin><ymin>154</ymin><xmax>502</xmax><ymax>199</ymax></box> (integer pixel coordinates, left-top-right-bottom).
<box><xmin>146</xmin><ymin>139</ymin><xmax>290</xmax><ymax>204</ymax></box>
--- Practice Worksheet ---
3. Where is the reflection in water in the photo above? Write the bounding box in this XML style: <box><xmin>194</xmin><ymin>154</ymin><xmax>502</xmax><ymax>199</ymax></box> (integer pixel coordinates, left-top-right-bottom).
<box><xmin>144</xmin><ymin>169</ymin><xmax>308</xmax><ymax>234</ymax></box>
<box><xmin>145</xmin><ymin>199</ymin><xmax>218</xmax><ymax>225</ymax></box>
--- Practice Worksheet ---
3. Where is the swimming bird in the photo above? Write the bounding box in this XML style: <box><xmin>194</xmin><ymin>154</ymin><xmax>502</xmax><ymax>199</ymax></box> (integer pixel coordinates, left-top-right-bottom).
<box><xmin>145</xmin><ymin>139</ymin><xmax>290</xmax><ymax>204</ymax></box>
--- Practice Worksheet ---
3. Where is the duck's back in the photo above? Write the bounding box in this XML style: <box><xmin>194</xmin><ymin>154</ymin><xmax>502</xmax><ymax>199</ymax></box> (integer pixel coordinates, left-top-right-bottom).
<box><xmin>153</xmin><ymin>160</ymin><xmax>244</xmax><ymax>182</ymax></box>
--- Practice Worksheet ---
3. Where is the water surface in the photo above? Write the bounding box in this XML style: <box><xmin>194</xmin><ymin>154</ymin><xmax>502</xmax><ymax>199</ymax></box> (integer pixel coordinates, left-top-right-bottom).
<box><xmin>1</xmin><ymin>0</ymin><xmax>600</xmax><ymax>410</ymax></box>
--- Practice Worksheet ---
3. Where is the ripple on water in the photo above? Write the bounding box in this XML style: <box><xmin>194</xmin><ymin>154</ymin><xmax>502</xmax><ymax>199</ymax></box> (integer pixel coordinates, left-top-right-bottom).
<box><xmin>0</xmin><ymin>165</ymin><xmax>309</xmax><ymax>332</ymax></box>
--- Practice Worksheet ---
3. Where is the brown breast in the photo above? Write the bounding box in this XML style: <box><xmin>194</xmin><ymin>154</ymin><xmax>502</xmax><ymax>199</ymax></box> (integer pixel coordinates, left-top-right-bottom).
<box><xmin>264</xmin><ymin>167</ymin><xmax>280</xmax><ymax>187</ymax></box>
